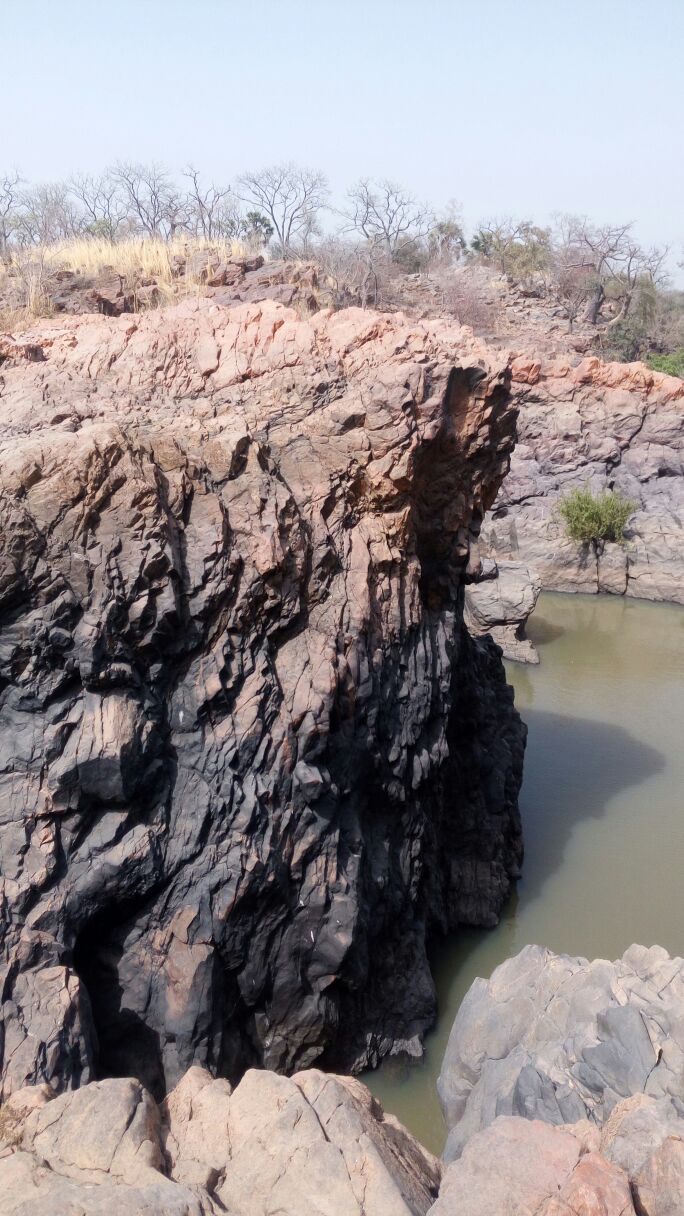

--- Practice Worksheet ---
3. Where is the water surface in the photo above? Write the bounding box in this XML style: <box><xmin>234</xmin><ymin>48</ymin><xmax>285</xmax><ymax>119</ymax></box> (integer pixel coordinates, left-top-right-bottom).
<box><xmin>366</xmin><ymin>592</ymin><xmax>684</xmax><ymax>1153</ymax></box>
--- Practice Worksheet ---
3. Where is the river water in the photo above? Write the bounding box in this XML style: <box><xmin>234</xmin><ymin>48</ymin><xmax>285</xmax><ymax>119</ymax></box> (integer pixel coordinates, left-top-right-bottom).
<box><xmin>365</xmin><ymin>591</ymin><xmax>684</xmax><ymax>1154</ymax></box>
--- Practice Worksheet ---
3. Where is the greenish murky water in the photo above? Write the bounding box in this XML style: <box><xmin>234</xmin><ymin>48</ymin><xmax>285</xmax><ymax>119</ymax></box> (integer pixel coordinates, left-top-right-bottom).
<box><xmin>365</xmin><ymin>592</ymin><xmax>684</xmax><ymax>1154</ymax></box>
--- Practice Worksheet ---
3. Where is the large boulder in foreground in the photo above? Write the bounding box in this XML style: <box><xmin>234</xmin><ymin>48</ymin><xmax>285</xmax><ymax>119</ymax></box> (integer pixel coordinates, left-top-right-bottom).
<box><xmin>0</xmin><ymin>298</ymin><xmax>524</xmax><ymax>1099</ymax></box>
<box><xmin>482</xmin><ymin>354</ymin><xmax>684</xmax><ymax>602</ymax></box>
<box><xmin>430</xmin><ymin>1097</ymin><xmax>684</xmax><ymax>1214</ymax></box>
<box><xmin>429</xmin><ymin>1117</ymin><xmax>636</xmax><ymax>1216</ymax></box>
<box><xmin>433</xmin><ymin>943</ymin><xmax>684</xmax><ymax>1214</ymax></box>
<box><xmin>438</xmin><ymin>943</ymin><xmax>684</xmax><ymax>1159</ymax></box>
<box><xmin>0</xmin><ymin>1067</ymin><xmax>441</xmax><ymax>1215</ymax></box>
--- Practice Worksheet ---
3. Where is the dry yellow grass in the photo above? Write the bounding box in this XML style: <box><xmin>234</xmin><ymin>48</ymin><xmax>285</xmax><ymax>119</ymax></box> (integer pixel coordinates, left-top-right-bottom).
<box><xmin>42</xmin><ymin>235</ymin><xmax>250</xmax><ymax>283</ymax></box>
<box><xmin>0</xmin><ymin>253</ymin><xmax>53</xmax><ymax>331</ymax></box>
<box><xmin>0</xmin><ymin>235</ymin><xmax>261</xmax><ymax>329</ymax></box>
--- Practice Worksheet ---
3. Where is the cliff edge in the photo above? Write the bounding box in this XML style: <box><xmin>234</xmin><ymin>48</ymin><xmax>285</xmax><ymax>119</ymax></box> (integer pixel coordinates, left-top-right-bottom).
<box><xmin>0</xmin><ymin>298</ymin><xmax>524</xmax><ymax>1099</ymax></box>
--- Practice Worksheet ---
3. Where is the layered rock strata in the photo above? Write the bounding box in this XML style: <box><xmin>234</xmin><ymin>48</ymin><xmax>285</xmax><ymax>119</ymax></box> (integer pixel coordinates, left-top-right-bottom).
<box><xmin>482</xmin><ymin>355</ymin><xmax>684</xmax><ymax>602</ymax></box>
<box><xmin>0</xmin><ymin>299</ymin><xmax>524</xmax><ymax>1101</ymax></box>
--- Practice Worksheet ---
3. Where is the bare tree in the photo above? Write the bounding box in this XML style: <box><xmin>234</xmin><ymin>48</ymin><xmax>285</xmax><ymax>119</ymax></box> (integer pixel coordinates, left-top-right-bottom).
<box><xmin>0</xmin><ymin>170</ymin><xmax>22</xmax><ymax>254</ymax></box>
<box><xmin>344</xmin><ymin>178</ymin><xmax>433</xmax><ymax>257</ymax></box>
<box><xmin>110</xmin><ymin>162</ymin><xmax>180</xmax><ymax>238</ymax></box>
<box><xmin>235</xmin><ymin>163</ymin><xmax>329</xmax><ymax>254</ymax></box>
<box><xmin>182</xmin><ymin>167</ymin><xmax>234</xmax><ymax>240</ymax></box>
<box><xmin>14</xmin><ymin>182</ymin><xmax>84</xmax><ymax>246</ymax></box>
<box><xmin>557</xmin><ymin>217</ymin><xmax>632</xmax><ymax>323</ymax></box>
<box><xmin>605</xmin><ymin>240</ymin><xmax>668</xmax><ymax>327</ymax></box>
<box><xmin>552</xmin><ymin>245</ymin><xmax>592</xmax><ymax>331</ymax></box>
<box><xmin>68</xmin><ymin>172</ymin><xmax>128</xmax><ymax>241</ymax></box>
<box><xmin>554</xmin><ymin>216</ymin><xmax>667</xmax><ymax>326</ymax></box>
<box><xmin>312</xmin><ymin>237</ymin><xmax>390</xmax><ymax>308</ymax></box>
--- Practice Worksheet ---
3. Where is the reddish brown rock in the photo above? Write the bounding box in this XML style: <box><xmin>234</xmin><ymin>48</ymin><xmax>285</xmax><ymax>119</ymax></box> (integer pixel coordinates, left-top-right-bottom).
<box><xmin>429</xmin><ymin>1117</ymin><xmax>636</xmax><ymax>1216</ymax></box>
<box><xmin>0</xmin><ymin>298</ymin><xmax>524</xmax><ymax>1101</ymax></box>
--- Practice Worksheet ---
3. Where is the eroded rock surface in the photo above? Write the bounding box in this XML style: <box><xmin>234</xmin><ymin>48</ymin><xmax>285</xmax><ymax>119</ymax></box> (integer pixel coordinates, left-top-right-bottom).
<box><xmin>0</xmin><ymin>1066</ymin><xmax>441</xmax><ymax>1215</ymax></box>
<box><xmin>0</xmin><ymin>298</ymin><xmax>524</xmax><ymax>1100</ymax></box>
<box><xmin>429</xmin><ymin>1116</ymin><xmax>635</xmax><ymax>1216</ymax></box>
<box><xmin>464</xmin><ymin>558</ymin><xmax>541</xmax><ymax>663</ymax></box>
<box><xmin>434</xmin><ymin>944</ymin><xmax>684</xmax><ymax>1213</ymax></box>
<box><xmin>482</xmin><ymin>355</ymin><xmax>684</xmax><ymax>602</ymax></box>
<box><xmin>438</xmin><ymin>943</ymin><xmax>684</xmax><ymax>1158</ymax></box>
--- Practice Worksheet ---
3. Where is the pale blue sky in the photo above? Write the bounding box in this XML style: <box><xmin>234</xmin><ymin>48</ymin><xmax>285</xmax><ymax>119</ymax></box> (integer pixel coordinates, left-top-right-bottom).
<box><xmin>4</xmin><ymin>0</ymin><xmax>683</xmax><ymax>268</ymax></box>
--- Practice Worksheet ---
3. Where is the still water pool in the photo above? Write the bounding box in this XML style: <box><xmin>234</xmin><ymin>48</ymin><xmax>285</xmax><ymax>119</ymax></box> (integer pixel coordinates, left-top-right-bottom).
<box><xmin>365</xmin><ymin>592</ymin><xmax>684</xmax><ymax>1153</ymax></box>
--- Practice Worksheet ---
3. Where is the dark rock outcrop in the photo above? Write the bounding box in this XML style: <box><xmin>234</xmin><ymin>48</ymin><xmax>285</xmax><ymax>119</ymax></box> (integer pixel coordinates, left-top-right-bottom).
<box><xmin>0</xmin><ymin>299</ymin><xmax>524</xmax><ymax>1100</ymax></box>
<box><xmin>482</xmin><ymin>354</ymin><xmax>684</xmax><ymax>602</ymax></box>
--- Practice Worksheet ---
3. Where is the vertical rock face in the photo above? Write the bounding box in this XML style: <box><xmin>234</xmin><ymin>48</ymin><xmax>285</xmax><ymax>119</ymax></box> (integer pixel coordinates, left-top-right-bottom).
<box><xmin>0</xmin><ymin>299</ymin><xmax>524</xmax><ymax>1099</ymax></box>
<box><xmin>481</xmin><ymin>355</ymin><xmax>684</xmax><ymax>602</ymax></box>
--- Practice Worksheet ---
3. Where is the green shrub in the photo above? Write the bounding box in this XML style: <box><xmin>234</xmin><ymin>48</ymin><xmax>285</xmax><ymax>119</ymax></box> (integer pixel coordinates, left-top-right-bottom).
<box><xmin>558</xmin><ymin>487</ymin><xmax>635</xmax><ymax>545</ymax></box>
<box><xmin>645</xmin><ymin>349</ymin><xmax>684</xmax><ymax>378</ymax></box>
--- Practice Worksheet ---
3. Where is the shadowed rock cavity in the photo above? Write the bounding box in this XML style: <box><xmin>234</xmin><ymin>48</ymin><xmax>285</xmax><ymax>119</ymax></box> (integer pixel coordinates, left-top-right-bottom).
<box><xmin>0</xmin><ymin>299</ymin><xmax>525</xmax><ymax>1100</ymax></box>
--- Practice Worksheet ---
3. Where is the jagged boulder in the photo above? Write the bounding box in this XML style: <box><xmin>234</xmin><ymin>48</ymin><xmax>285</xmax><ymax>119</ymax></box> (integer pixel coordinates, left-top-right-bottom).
<box><xmin>0</xmin><ymin>298</ymin><xmax>524</xmax><ymax>1099</ymax></box>
<box><xmin>0</xmin><ymin>1067</ymin><xmax>440</xmax><ymax>1216</ymax></box>
<box><xmin>434</xmin><ymin>944</ymin><xmax>684</xmax><ymax>1214</ymax></box>
<box><xmin>438</xmin><ymin>943</ymin><xmax>684</xmax><ymax>1159</ymax></box>
<box><xmin>464</xmin><ymin>558</ymin><xmax>541</xmax><ymax>663</ymax></box>
<box><xmin>429</xmin><ymin>1117</ymin><xmax>635</xmax><ymax>1216</ymax></box>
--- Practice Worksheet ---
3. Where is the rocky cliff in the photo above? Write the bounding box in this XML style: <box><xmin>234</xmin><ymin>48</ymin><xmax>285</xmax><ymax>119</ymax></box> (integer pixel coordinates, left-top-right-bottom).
<box><xmin>482</xmin><ymin>354</ymin><xmax>684</xmax><ymax>601</ymax></box>
<box><xmin>0</xmin><ymin>298</ymin><xmax>525</xmax><ymax>1101</ymax></box>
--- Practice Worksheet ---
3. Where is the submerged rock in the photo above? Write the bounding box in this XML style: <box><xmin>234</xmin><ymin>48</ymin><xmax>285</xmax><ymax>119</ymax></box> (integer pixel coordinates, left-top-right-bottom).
<box><xmin>0</xmin><ymin>299</ymin><xmax>525</xmax><ymax>1099</ymax></box>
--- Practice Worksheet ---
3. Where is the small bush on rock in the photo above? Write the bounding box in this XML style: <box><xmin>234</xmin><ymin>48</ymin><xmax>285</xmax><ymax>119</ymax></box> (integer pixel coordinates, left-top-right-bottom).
<box><xmin>646</xmin><ymin>349</ymin><xmax>684</xmax><ymax>378</ymax></box>
<box><xmin>558</xmin><ymin>487</ymin><xmax>635</xmax><ymax>544</ymax></box>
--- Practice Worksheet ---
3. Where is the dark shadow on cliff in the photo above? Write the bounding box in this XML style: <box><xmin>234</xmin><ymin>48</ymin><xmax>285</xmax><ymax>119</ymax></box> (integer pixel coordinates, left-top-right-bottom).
<box><xmin>73</xmin><ymin>905</ymin><xmax>166</xmax><ymax>1101</ymax></box>
<box><xmin>426</xmin><ymin>707</ymin><xmax>664</xmax><ymax>1047</ymax></box>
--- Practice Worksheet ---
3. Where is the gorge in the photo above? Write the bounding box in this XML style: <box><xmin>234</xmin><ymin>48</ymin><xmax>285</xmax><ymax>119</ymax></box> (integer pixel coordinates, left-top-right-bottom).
<box><xmin>1</xmin><ymin>273</ymin><xmax>683</xmax><ymax>1214</ymax></box>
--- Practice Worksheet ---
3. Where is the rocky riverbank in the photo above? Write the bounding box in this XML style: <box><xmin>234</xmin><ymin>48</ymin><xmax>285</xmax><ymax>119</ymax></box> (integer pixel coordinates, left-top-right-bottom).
<box><xmin>0</xmin><ymin>298</ymin><xmax>525</xmax><ymax>1102</ymax></box>
<box><xmin>434</xmin><ymin>943</ymin><xmax>684</xmax><ymax>1213</ymax></box>
<box><xmin>0</xmin><ymin>1065</ymin><xmax>442</xmax><ymax>1215</ymax></box>
<box><xmin>482</xmin><ymin>354</ymin><xmax>684</xmax><ymax>603</ymax></box>
<box><xmin>4</xmin><ymin>944</ymin><xmax>684</xmax><ymax>1214</ymax></box>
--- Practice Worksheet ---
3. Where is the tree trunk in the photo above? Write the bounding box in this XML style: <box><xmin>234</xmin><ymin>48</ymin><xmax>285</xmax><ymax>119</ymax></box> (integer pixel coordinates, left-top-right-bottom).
<box><xmin>585</xmin><ymin>283</ymin><xmax>605</xmax><ymax>325</ymax></box>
